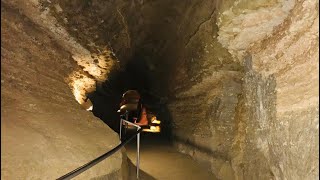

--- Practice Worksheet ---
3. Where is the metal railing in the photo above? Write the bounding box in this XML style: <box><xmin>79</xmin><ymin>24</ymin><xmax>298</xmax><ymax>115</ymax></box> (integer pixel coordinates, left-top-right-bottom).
<box><xmin>57</xmin><ymin>112</ymin><xmax>141</xmax><ymax>180</ymax></box>
<box><xmin>120</xmin><ymin>118</ymin><xmax>141</xmax><ymax>179</ymax></box>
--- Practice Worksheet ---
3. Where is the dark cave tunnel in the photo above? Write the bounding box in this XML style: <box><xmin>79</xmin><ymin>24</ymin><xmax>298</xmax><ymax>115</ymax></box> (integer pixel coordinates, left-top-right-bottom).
<box><xmin>87</xmin><ymin>52</ymin><xmax>173</xmax><ymax>139</ymax></box>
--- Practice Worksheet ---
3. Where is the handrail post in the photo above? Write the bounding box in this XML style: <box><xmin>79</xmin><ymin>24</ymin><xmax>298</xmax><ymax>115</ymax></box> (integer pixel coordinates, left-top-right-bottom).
<box><xmin>125</xmin><ymin>111</ymin><xmax>128</xmax><ymax>137</ymax></box>
<box><xmin>119</xmin><ymin>118</ymin><xmax>122</xmax><ymax>140</ymax></box>
<box><xmin>136</xmin><ymin>131</ymin><xmax>140</xmax><ymax>179</ymax></box>
<box><xmin>120</xmin><ymin>119</ymin><xmax>141</xmax><ymax>179</ymax></box>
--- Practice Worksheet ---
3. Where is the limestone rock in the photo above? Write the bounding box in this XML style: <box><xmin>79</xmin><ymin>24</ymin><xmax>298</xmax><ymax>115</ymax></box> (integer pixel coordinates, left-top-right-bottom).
<box><xmin>1</xmin><ymin>3</ymin><xmax>124</xmax><ymax>179</ymax></box>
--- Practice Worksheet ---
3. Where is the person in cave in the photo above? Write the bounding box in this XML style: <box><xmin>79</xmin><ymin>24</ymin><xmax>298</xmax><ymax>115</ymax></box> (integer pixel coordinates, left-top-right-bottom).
<box><xmin>118</xmin><ymin>90</ymin><xmax>148</xmax><ymax>126</ymax></box>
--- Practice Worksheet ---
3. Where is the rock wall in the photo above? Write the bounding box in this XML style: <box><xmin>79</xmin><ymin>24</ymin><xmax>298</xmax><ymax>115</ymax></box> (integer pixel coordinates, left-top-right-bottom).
<box><xmin>2</xmin><ymin>0</ymin><xmax>317</xmax><ymax>179</ymax></box>
<box><xmin>220</xmin><ymin>0</ymin><xmax>319</xmax><ymax>179</ymax></box>
<box><xmin>1</xmin><ymin>1</ymin><xmax>126</xmax><ymax>179</ymax></box>
<box><xmin>2</xmin><ymin>0</ymin><xmax>119</xmax><ymax>105</ymax></box>
<box><xmin>168</xmin><ymin>0</ymin><xmax>319</xmax><ymax>179</ymax></box>
<box><xmin>167</xmin><ymin>6</ymin><xmax>243</xmax><ymax>178</ymax></box>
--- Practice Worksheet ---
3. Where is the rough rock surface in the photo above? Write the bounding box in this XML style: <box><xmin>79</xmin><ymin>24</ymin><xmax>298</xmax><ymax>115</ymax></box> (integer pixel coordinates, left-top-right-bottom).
<box><xmin>1</xmin><ymin>2</ymin><xmax>125</xmax><ymax>179</ymax></box>
<box><xmin>169</xmin><ymin>0</ymin><xmax>319</xmax><ymax>179</ymax></box>
<box><xmin>220</xmin><ymin>0</ymin><xmax>319</xmax><ymax>179</ymax></box>
<box><xmin>1</xmin><ymin>0</ymin><xmax>318</xmax><ymax>179</ymax></box>
<box><xmin>2</xmin><ymin>0</ymin><xmax>119</xmax><ymax>105</ymax></box>
<box><xmin>27</xmin><ymin>0</ymin><xmax>317</xmax><ymax>179</ymax></box>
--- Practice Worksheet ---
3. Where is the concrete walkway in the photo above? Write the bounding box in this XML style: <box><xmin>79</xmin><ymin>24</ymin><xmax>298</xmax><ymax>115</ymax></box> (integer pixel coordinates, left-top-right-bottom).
<box><xmin>125</xmin><ymin>133</ymin><xmax>217</xmax><ymax>180</ymax></box>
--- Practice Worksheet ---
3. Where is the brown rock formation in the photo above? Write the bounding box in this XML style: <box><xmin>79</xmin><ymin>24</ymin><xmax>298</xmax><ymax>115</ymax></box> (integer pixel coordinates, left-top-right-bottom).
<box><xmin>1</xmin><ymin>0</ymin><xmax>318</xmax><ymax>179</ymax></box>
<box><xmin>1</xmin><ymin>1</ymin><xmax>125</xmax><ymax>179</ymax></box>
<box><xmin>169</xmin><ymin>0</ymin><xmax>319</xmax><ymax>179</ymax></box>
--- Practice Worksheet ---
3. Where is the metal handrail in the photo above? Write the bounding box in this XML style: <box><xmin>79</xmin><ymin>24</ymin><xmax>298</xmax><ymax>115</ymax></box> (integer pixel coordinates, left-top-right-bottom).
<box><xmin>56</xmin><ymin>125</ymin><xmax>142</xmax><ymax>180</ymax></box>
<box><xmin>120</xmin><ymin>119</ymin><xmax>141</xmax><ymax>179</ymax></box>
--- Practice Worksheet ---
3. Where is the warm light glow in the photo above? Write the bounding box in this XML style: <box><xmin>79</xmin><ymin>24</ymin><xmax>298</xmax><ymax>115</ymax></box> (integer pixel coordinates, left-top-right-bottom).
<box><xmin>67</xmin><ymin>71</ymin><xmax>96</xmax><ymax>105</ymax></box>
<box><xmin>152</xmin><ymin>119</ymin><xmax>161</xmax><ymax>124</ymax></box>
<box><xmin>142</xmin><ymin>126</ymin><xmax>161</xmax><ymax>133</ymax></box>
<box><xmin>86</xmin><ymin>105</ymin><xmax>93</xmax><ymax>111</ymax></box>
<box><xmin>73</xmin><ymin>84</ymin><xmax>84</xmax><ymax>104</ymax></box>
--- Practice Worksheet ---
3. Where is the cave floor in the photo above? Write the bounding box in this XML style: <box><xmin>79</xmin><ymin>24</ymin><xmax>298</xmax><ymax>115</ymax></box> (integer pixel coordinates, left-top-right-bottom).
<box><xmin>125</xmin><ymin>133</ymin><xmax>217</xmax><ymax>180</ymax></box>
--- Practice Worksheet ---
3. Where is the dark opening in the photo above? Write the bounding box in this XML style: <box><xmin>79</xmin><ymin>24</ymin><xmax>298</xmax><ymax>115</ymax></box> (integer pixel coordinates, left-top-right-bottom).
<box><xmin>87</xmin><ymin>53</ymin><xmax>173</xmax><ymax>140</ymax></box>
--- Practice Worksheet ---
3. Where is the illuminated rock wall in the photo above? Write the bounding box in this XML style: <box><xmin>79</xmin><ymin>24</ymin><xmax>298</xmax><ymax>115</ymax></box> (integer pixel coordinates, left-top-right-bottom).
<box><xmin>169</xmin><ymin>0</ymin><xmax>319</xmax><ymax>179</ymax></box>
<box><xmin>1</xmin><ymin>1</ymin><xmax>125</xmax><ymax>179</ymax></box>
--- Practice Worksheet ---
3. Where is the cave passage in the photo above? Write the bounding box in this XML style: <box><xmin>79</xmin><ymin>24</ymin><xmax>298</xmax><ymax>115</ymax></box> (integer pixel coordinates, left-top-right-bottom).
<box><xmin>87</xmin><ymin>53</ymin><xmax>173</xmax><ymax>139</ymax></box>
<box><xmin>2</xmin><ymin>0</ymin><xmax>318</xmax><ymax>179</ymax></box>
